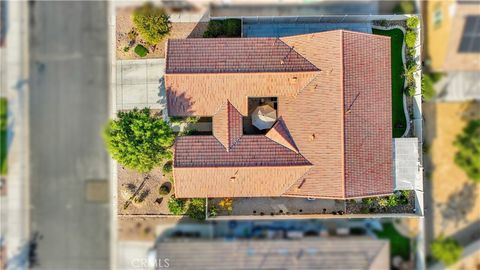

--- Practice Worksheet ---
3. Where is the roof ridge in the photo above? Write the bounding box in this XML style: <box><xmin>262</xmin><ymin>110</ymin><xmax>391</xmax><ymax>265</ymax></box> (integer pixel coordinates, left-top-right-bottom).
<box><xmin>277</xmin><ymin>38</ymin><xmax>320</xmax><ymax>72</ymax></box>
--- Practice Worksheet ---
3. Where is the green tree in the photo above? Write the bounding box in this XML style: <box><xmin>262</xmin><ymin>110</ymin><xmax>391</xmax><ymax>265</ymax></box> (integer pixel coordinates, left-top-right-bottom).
<box><xmin>454</xmin><ymin>120</ymin><xmax>480</xmax><ymax>182</ymax></box>
<box><xmin>431</xmin><ymin>236</ymin><xmax>463</xmax><ymax>266</ymax></box>
<box><xmin>103</xmin><ymin>108</ymin><xmax>174</xmax><ymax>173</ymax></box>
<box><xmin>133</xmin><ymin>3</ymin><xmax>171</xmax><ymax>45</ymax></box>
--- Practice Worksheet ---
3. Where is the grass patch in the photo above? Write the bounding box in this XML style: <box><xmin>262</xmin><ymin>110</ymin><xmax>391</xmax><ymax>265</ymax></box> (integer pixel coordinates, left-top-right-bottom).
<box><xmin>0</xmin><ymin>98</ymin><xmax>7</xmax><ymax>175</ymax></box>
<box><xmin>373</xmin><ymin>28</ymin><xmax>407</xmax><ymax>138</ymax></box>
<box><xmin>375</xmin><ymin>223</ymin><xmax>410</xmax><ymax>260</ymax></box>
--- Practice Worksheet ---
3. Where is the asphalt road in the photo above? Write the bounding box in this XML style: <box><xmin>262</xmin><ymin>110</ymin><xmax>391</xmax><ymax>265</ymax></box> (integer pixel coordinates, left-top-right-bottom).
<box><xmin>28</xmin><ymin>2</ymin><xmax>110</xmax><ymax>269</ymax></box>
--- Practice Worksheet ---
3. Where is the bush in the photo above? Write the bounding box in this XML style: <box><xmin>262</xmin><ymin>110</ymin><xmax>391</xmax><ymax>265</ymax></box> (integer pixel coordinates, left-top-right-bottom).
<box><xmin>422</xmin><ymin>74</ymin><xmax>436</xmax><ymax>101</ymax></box>
<box><xmin>159</xmin><ymin>183</ymin><xmax>170</xmax><ymax>195</ymax></box>
<box><xmin>407</xmin><ymin>47</ymin><xmax>416</xmax><ymax>58</ymax></box>
<box><xmin>186</xmin><ymin>198</ymin><xmax>206</xmax><ymax>221</ymax></box>
<box><xmin>405</xmin><ymin>30</ymin><xmax>417</xmax><ymax>48</ymax></box>
<box><xmin>203</xmin><ymin>19</ymin><xmax>241</xmax><ymax>38</ymax></box>
<box><xmin>393</xmin><ymin>1</ymin><xmax>415</xmax><ymax>14</ymax></box>
<box><xmin>209</xmin><ymin>206</ymin><xmax>218</xmax><ymax>217</ymax></box>
<box><xmin>406</xmin><ymin>16</ymin><xmax>419</xmax><ymax>29</ymax></box>
<box><xmin>123</xmin><ymin>46</ymin><xmax>130</xmax><ymax>52</ymax></box>
<box><xmin>362</xmin><ymin>197</ymin><xmax>375</xmax><ymax>206</ymax></box>
<box><xmin>162</xmin><ymin>161</ymin><xmax>173</xmax><ymax>174</ymax></box>
<box><xmin>103</xmin><ymin>108</ymin><xmax>174</xmax><ymax>173</ymax></box>
<box><xmin>133</xmin><ymin>3</ymin><xmax>171</xmax><ymax>45</ymax></box>
<box><xmin>224</xmin><ymin>19</ymin><xmax>241</xmax><ymax>37</ymax></box>
<box><xmin>454</xmin><ymin>120</ymin><xmax>480</xmax><ymax>182</ymax></box>
<box><xmin>134</xmin><ymin>44</ymin><xmax>148</xmax><ymax>57</ymax></box>
<box><xmin>407</xmin><ymin>86</ymin><xmax>416</xmax><ymax>97</ymax></box>
<box><xmin>431</xmin><ymin>236</ymin><xmax>463</xmax><ymax>266</ymax></box>
<box><xmin>127</xmin><ymin>28</ymin><xmax>138</xmax><ymax>43</ymax></box>
<box><xmin>387</xmin><ymin>195</ymin><xmax>399</xmax><ymax>207</ymax></box>
<box><xmin>168</xmin><ymin>196</ymin><xmax>187</xmax><ymax>215</ymax></box>
<box><xmin>378</xmin><ymin>197</ymin><xmax>389</xmax><ymax>207</ymax></box>
<box><xmin>169</xmin><ymin>116</ymin><xmax>184</xmax><ymax>124</ymax></box>
<box><xmin>404</xmin><ymin>61</ymin><xmax>417</xmax><ymax>85</ymax></box>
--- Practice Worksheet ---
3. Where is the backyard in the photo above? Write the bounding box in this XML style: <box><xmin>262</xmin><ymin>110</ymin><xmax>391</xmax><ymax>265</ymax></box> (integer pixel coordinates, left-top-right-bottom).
<box><xmin>372</xmin><ymin>28</ymin><xmax>407</xmax><ymax>138</ymax></box>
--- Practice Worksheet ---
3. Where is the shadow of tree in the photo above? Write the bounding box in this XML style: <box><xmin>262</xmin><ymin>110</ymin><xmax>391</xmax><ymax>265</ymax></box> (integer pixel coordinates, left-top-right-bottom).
<box><xmin>438</xmin><ymin>182</ymin><xmax>477</xmax><ymax>230</ymax></box>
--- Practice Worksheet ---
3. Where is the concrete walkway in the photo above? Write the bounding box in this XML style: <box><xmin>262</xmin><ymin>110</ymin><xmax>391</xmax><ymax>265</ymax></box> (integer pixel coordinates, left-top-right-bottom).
<box><xmin>2</xmin><ymin>2</ymin><xmax>30</xmax><ymax>269</ymax></box>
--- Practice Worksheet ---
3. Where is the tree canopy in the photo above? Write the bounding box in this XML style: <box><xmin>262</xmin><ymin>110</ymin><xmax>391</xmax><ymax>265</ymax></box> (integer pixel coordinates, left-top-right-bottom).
<box><xmin>454</xmin><ymin>119</ymin><xmax>480</xmax><ymax>182</ymax></box>
<box><xmin>431</xmin><ymin>236</ymin><xmax>463</xmax><ymax>266</ymax></box>
<box><xmin>133</xmin><ymin>3</ymin><xmax>171</xmax><ymax>45</ymax></box>
<box><xmin>103</xmin><ymin>108</ymin><xmax>174</xmax><ymax>173</ymax></box>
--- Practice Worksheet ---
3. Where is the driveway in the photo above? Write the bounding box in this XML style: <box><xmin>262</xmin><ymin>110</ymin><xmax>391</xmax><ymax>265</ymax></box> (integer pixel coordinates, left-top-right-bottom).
<box><xmin>116</xmin><ymin>59</ymin><xmax>166</xmax><ymax>111</ymax></box>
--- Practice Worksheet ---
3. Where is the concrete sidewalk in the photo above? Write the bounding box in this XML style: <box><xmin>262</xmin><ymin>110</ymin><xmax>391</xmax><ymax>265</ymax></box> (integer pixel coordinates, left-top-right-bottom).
<box><xmin>2</xmin><ymin>1</ymin><xmax>30</xmax><ymax>270</ymax></box>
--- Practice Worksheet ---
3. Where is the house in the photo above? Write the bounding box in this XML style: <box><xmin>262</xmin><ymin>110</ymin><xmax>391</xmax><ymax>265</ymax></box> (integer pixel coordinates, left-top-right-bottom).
<box><xmin>424</xmin><ymin>0</ymin><xmax>480</xmax><ymax>101</ymax></box>
<box><xmin>165</xmin><ymin>30</ymin><xmax>394</xmax><ymax>200</ymax></box>
<box><xmin>155</xmin><ymin>238</ymin><xmax>390</xmax><ymax>270</ymax></box>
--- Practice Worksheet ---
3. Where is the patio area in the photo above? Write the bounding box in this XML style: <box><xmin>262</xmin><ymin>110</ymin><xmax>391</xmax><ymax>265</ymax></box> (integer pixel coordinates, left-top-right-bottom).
<box><xmin>209</xmin><ymin>197</ymin><xmax>346</xmax><ymax>217</ymax></box>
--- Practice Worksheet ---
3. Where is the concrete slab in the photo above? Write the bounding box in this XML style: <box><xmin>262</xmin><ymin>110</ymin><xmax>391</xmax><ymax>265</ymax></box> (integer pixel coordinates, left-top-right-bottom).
<box><xmin>116</xmin><ymin>59</ymin><xmax>166</xmax><ymax>111</ymax></box>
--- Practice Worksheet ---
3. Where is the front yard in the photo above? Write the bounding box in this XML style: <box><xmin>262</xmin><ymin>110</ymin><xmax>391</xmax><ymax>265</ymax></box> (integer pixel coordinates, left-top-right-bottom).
<box><xmin>372</xmin><ymin>28</ymin><xmax>407</xmax><ymax>138</ymax></box>
<box><xmin>116</xmin><ymin>6</ymin><xmax>207</xmax><ymax>60</ymax></box>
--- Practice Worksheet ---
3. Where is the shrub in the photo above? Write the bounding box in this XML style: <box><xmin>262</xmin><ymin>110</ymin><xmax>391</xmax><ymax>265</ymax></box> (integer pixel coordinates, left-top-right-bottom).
<box><xmin>422</xmin><ymin>74</ymin><xmax>436</xmax><ymax>101</ymax></box>
<box><xmin>406</xmin><ymin>16</ymin><xmax>419</xmax><ymax>29</ymax></box>
<box><xmin>159</xmin><ymin>183</ymin><xmax>170</xmax><ymax>195</ymax></box>
<box><xmin>407</xmin><ymin>47</ymin><xmax>416</xmax><ymax>58</ymax></box>
<box><xmin>224</xmin><ymin>19</ymin><xmax>241</xmax><ymax>37</ymax></box>
<box><xmin>218</xmin><ymin>198</ymin><xmax>233</xmax><ymax>214</ymax></box>
<box><xmin>407</xmin><ymin>86</ymin><xmax>416</xmax><ymax>97</ymax></box>
<box><xmin>404</xmin><ymin>61</ymin><xmax>417</xmax><ymax>85</ymax></box>
<box><xmin>162</xmin><ymin>161</ymin><xmax>173</xmax><ymax>174</ymax></box>
<box><xmin>209</xmin><ymin>206</ymin><xmax>218</xmax><ymax>217</ymax></box>
<box><xmin>405</xmin><ymin>30</ymin><xmax>417</xmax><ymax>48</ymax></box>
<box><xmin>203</xmin><ymin>19</ymin><xmax>241</xmax><ymax>38</ymax></box>
<box><xmin>186</xmin><ymin>198</ymin><xmax>206</xmax><ymax>221</ymax></box>
<box><xmin>133</xmin><ymin>3</ymin><xmax>171</xmax><ymax>45</ymax></box>
<box><xmin>387</xmin><ymin>195</ymin><xmax>399</xmax><ymax>207</ymax></box>
<box><xmin>203</xmin><ymin>20</ymin><xmax>225</xmax><ymax>38</ymax></box>
<box><xmin>123</xmin><ymin>46</ymin><xmax>130</xmax><ymax>52</ymax></box>
<box><xmin>127</xmin><ymin>28</ymin><xmax>138</xmax><ymax>43</ymax></box>
<box><xmin>454</xmin><ymin>120</ymin><xmax>480</xmax><ymax>182</ymax></box>
<box><xmin>431</xmin><ymin>236</ymin><xmax>463</xmax><ymax>266</ymax></box>
<box><xmin>185</xmin><ymin>116</ymin><xmax>200</xmax><ymax>124</ymax></box>
<box><xmin>103</xmin><ymin>108</ymin><xmax>174</xmax><ymax>173</ymax></box>
<box><xmin>378</xmin><ymin>197</ymin><xmax>389</xmax><ymax>207</ymax></box>
<box><xmin>168</xmin><ymin>196</ymin><xmax>187</xmax><ymax>215</ymax></box>
<box><xmin>169</xmin><ymin>116</ymin><xmax>184</xmax><ymax>124</ymax></box>
<box><xmin>134</xmin><ymin>44</ymin><xmax>148</xmax><ymax>57</ymax></box>
<box><xmin>362</xmin><ymin>197</ymin><xmax>375</xmax><ymax>206</ymax></box>
<box><xmin>393</xmin><ymin>1</ymin><xmax>415</xmax><ymax>14</ymax></box>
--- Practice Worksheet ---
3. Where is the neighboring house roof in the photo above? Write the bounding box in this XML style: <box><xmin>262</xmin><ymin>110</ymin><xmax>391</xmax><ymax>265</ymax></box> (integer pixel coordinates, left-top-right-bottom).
<box><xmin>166</xmin><ymin>30</ymin><xmax>393</xmax><ymax>199</ymax></box>
<box><xmin>156</xmin><ymin>238</ymin><xmax>390</xmax><ymax>270</ymax></box>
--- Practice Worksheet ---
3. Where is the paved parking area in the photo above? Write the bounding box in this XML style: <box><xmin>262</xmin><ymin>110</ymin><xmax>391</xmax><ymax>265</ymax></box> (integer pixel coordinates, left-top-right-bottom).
<box><xmin>116</xmin><ymin>59</ymin><xmax>166</xmax><ymax>111</ymax></box>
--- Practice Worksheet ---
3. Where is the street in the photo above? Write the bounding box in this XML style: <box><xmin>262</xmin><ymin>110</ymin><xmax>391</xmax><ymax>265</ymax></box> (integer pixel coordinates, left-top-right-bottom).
<box><xmin>28</xmin><ymin>2</ymin><xmax>110</xmax><ymax>269</ymax></box>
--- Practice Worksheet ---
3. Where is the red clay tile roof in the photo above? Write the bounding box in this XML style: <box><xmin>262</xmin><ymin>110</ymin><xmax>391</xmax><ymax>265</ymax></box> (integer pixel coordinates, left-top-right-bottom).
<box><xmin>212</xmin><ymin>101</ymin><xmax>243</xmax><ymax>150</ymax></box>
<box><xmin>265</xmin><ymin>118</ymin><xmax>299</xmax><ymax>153</ymax></box>
<box><xmin>166</xmin><ymin>38</ymin><xmax>319</xmax><ymax>73</ymax></box>
<box><xmin>167</xmin><ymin>30</ymin><xmax>393</xmax><ymax>199</ymax></box>
<box><xmin>174</xmin><ymin>135</ymin><xmax>311</xmax><ymax>168</ymax></box>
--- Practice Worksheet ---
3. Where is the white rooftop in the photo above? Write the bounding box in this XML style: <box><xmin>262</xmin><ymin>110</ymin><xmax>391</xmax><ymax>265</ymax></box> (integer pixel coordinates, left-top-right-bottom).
<box><xmin>393</xmin><ymin>137</ymin><xmax>421</xmax><ymax>190</ymax></box>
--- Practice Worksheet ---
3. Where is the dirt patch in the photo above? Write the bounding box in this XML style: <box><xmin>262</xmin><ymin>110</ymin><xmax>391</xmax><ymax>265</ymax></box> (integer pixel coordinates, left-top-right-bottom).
<box><xmin>116</xmin><ymin>6</ymin><xmax>207</xmax><ymax>60</ymax></box>
<box><xmin>117</xmin><ymin>166</ymin><xmax>173</xmax><ymax>215</ymax></box>
<box><xmin>118</xmin><ymin>216</ymin><xmax>182</xmax><ymax>241</ymax></box>
<box><xmin>424</xmin><ymin>101</ymin><xmax>480</xmax><ymax>238</ymax></box>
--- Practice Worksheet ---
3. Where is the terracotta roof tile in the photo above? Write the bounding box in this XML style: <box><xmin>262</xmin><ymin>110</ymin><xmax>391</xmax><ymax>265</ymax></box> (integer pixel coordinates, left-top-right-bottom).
<box><xmin>174</xmin><ymin>135</ymin><xmax>311</xmax><ymax>168</ymax></box>
<box><xmin>167</xmin><ymin>30</ymin><xmax>393</xmax><ymax>199</ymax></box>
<box><xmin>265</xmin><ymin>118</ymin><xmax>299</xmax><ymax>153</ymax></box>
<box><xmin>166</xmin><ymin>38</ymin><xmax>319</xmax><ymax>73</ymax></box>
